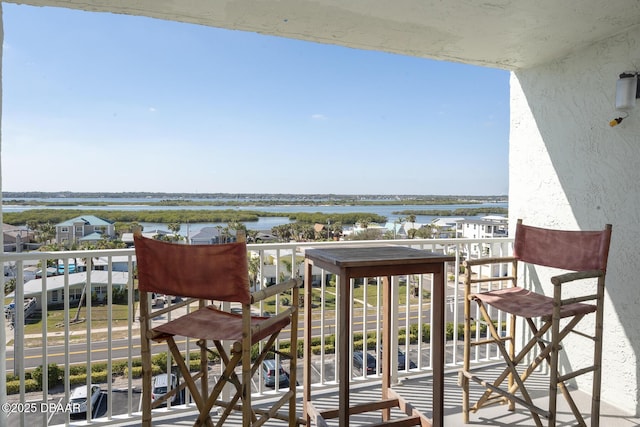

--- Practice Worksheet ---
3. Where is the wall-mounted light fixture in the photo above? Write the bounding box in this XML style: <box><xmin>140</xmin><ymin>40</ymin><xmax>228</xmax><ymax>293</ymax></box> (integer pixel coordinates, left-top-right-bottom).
<box><xmin>610</xmin><ymin>72</ymin><xmax>640</xmax><ymax>127</ymax></box>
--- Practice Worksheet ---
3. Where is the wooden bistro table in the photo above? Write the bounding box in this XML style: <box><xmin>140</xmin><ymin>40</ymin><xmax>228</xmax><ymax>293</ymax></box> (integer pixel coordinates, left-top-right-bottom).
<box><xmin>303</xmin><ymin>245</ymin><xmax>455</xmax><ymax>427</ymax></box>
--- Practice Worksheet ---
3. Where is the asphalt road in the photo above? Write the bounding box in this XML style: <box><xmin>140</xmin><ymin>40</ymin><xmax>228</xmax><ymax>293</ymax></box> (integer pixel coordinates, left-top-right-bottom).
<box><xmin>6</xmin><ymin>299</ymin><xmax>466</xmax><ymax>373</ymax></box>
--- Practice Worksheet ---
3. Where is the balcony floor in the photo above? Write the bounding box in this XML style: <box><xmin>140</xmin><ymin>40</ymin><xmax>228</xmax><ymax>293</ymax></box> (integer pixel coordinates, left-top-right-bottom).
<box><xmin>114</xmin><ymin>365</ymin><xmax>640</xmax><ymax>427</ymax></box>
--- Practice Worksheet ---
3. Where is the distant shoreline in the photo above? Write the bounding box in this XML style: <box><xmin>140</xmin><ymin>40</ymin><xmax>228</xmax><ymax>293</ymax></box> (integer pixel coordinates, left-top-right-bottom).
<box><xmin>2</xmin><ymin>192</ymin><xmax>507</xmax><ymax>206</ymax></box>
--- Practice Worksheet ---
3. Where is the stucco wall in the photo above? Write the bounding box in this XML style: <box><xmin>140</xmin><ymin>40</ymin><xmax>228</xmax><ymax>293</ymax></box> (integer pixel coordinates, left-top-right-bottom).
<box><xmin>510</xmin><ymin>26</ymin><xmax>640</xmax><ymax>414</ymax></box>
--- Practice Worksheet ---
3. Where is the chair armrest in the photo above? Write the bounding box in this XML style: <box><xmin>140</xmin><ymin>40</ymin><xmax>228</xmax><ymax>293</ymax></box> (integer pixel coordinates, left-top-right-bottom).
<box><xmin>551</xmin><ymin>270</ymin><xmax>603</xmax><ymax>286</ymax></box>
<box><xmin>249</xmin><ymin>305</ymin><xmax>297</xmax><ymax>336</ymax></box>
<box><xmin>464</xmin><ymin>256</ymin><xmax>517</xmax><ymax>267</ymax></box>
<box><xmin>251</xmin><ymin>278</ymin><xmax>300</xmax><ymax>303</ymax></box>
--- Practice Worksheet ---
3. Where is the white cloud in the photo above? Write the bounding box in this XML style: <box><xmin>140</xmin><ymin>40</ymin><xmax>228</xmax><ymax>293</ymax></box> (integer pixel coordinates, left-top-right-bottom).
<box><xmin>311</xmin><ymin>113</ymin><xmax>327</xmax><ymax>120</ymax></box>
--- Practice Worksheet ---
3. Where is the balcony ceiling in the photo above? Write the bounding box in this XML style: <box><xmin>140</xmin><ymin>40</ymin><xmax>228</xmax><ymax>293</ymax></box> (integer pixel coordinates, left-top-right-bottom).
<box><xmin>5</xmin><ymin>0</ymin><xmax>640</xmax><ymax>70</ymax></box>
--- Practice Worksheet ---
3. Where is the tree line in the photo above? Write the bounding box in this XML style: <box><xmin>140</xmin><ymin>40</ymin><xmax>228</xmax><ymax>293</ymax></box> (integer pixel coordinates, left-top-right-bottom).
<box><xmin>2</xmin><ymin>209</ymin><xmax>388</xmax><ymax>227</ymax></box>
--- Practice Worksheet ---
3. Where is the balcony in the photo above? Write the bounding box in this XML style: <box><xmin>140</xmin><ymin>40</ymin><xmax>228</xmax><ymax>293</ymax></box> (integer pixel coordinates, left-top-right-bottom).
<box><xmin>2</xmin><ymin>237</ymin><xmax>638</xmax><ymax>426</ymax></box>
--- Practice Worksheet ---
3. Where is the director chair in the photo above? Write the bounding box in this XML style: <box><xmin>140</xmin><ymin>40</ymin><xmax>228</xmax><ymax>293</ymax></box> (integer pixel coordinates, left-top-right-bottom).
<box><xmin>460</xmin><ymin>219</ymin><xmax>612</xmax><ymax>427</ymax></box>
<box><xmin>134</xmin><ymin>231</ymin><xmax>300</xmax><ymax>427</ymax></box>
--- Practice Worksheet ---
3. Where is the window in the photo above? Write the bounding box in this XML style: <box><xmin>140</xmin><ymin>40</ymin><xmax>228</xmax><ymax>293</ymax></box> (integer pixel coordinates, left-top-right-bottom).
<box><xmin>60</xmin><ymin>227</ymin><xmax>69</xmax><ymax>233</ymax></box>
<box><xmin>51</xmin><ymin>290</ymin><xmax>58</xmax><ymax>302</ymax></box>
<box><xmin>75</xmin><ymin>226</ymin><xmax>83</xmax><ymax>233</ymax></box>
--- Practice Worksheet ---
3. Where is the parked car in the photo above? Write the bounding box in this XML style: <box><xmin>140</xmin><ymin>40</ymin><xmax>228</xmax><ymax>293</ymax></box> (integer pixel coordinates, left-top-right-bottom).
<box><xmin>151</xmin><ymin>373</ymin><xmax>178</xmax><ymax>404</ymax></box>
<box><xmin>395</xmin><ymin>350</ymin><xmax>417</xmax><ymax>370</ymax></box>
<box><xmin>69</xmin><ymin>384</ymin><xmax>101</xmax><ymax>417</ymax></box>
<box><xmin>151</xmin><ymin>293</ymin><xmax>167</xmax><ymax>307</ymax></box>
<box><xmin>262</xmin><ymin>359</ymin><xmax>290</xmax><ymax>388</ymax></box>
<box><xmin>379</xmin><ymin>349</ymin><xmax>418</xmax><ymax>370</ymax></box>
<box><xmin>353</xmin><ymin>351</ymin><xmax>377</xmax><ymax>375</ymax></box>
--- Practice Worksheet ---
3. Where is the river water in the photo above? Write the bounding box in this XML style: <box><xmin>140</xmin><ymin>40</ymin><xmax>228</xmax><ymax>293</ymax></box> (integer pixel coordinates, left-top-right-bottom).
<box><xmin>2</xmin><ymin>198</ymin><xmax>508</xmax><ymax>233</ymax></box>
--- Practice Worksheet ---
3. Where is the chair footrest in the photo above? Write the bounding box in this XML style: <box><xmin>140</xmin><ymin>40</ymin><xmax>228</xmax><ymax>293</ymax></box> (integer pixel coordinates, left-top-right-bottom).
<box><xmin>461</xmin><ymin>371</ymin><xmax>551</xmax><ymax>419</ymax></box>
<box><xmin>368</xmin><ymin>416</ymin><xmax>423</xmax><ymax>427</ymax></box>
<box><xmin>319</xmin><ymin>398</ymin><xmax>400</xmax><ymax>419</ymax></box>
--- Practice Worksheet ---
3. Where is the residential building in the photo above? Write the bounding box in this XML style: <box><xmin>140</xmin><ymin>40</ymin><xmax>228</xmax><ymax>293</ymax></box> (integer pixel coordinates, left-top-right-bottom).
<box><xmin>2</xmin><ymin>224</ymin><xmax>36</xmax><ymax>252</ymax></box>
<box><xmin>55</xmin><ymin>215</ymin><xmax>115</xmax><ymax>245</ymax></box>
<box><xmin>9</xmin><ymin>271</ymin><xmax>129</xmax><ymax>310</ymax></box>
<box><xmin>121</xmin><ymin>229</ymin><xmax>172</xmax><ymax>246</ymax></box>
<box><xmin>189</xmin><ymin>226</ymin><xmax>237</xmax><ymax>244</ymax></box>
<box><xmin>457</xmin><ymin>216</ymin><xmax>508</xmax><ymax>239</ymax></box>
<box><xmin>431</xmin><ymin>218</ymin><xmax>464</xmax><ymax>238</ymax></box>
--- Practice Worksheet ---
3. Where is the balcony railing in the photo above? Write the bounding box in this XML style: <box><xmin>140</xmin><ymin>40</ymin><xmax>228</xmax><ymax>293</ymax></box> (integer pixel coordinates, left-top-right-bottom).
<box><xmin>1</xmin><ymin>236</ymin><xmax>513</xmax><ymax>426</ymax></box>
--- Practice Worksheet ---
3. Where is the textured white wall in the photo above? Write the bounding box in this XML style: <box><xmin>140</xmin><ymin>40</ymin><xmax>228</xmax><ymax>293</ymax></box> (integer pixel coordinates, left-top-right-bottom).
<box><xmin>510</xmin><ymin>26</ymin><xmax>640</xmax><ymax>414</ymax></box>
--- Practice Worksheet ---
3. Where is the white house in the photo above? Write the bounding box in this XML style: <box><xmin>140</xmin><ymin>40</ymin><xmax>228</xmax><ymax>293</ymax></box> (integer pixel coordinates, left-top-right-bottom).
<box><xmin>457</xmin><ymin>216</ymin><xmax>508</xmax><ymax>239</ymax></box>
<box><xmin>11</xmin><ymin>271</ymin><xmax>129</xmax><ymax>310</ymax></box>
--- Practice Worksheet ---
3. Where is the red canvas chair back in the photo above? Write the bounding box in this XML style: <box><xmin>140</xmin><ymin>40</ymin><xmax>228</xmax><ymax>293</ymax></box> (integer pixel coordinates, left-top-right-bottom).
<box><xmin>134</xmin><ymin>233</ymin><xmax>251</xmax><ymax>304</ymax></box>
<box><xmin>513</xmin><ymin>221</ymin><xmax>612</xmax><ymax>272</ymax></box>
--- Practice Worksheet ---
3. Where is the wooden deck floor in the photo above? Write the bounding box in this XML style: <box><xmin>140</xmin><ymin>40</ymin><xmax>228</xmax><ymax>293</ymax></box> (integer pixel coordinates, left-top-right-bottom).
<box><xmin>116</xmin><ymin>366</ymin><xmax>639</xmax><ymax>426</ymax></box>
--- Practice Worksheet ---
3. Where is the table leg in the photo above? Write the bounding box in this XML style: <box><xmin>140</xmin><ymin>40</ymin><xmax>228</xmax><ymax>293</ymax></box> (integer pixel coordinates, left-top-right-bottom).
<box><xmin>432</xmin><ymin>267</ymin><xmax>445</xmax><ymax>427</ymax></box>
<box><xmin>382</xmin><ymin>275</ymin><xmax>391</xmax><ymax>421</ymax></box>
<box><xmin>338</xmin><ymin>270</ymin><xmax>350</xmax><ymax>426</ymax></box>
<box><xmin>303</xmin><ymin>259</ymin><xmax>313</xmax><ymax>425</ymax></box>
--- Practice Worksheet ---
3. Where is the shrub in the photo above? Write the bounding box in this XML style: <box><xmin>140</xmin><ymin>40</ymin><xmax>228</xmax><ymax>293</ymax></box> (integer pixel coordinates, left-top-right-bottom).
<box><xmin>69</xmin><ymin>374</ymin><xmax>87</xmax><ymax>386</ymax></box>
<box><xmin>112</xmin><ymin>361</ymin><xmax>129</xmax><ymax>375</ymax></box>
<box><xmin>366</xmin><ymin>337</ymin><xmax>377</xmax><ymax>350</ymax></box>
<box><xmin>91</xmin><ymin>362</ymin><xmax>108</xmax><ymax>373</ymax></box>
<box><xmin>32</xmin><ymin>363</ymin><xmax>62</xmax><ymax>388</ymax></box>
<box><xmin>69</xmin><ymin>365</ymin><xmax>86</xmax><ymax>376</ymax></box>
<box><xmin>112</xmin><ymin>287</ymin><xmax>128</xmax><ymax>304</ymax></box>
<box><xmin>125</xmin><ymin>366</ymin><xmax>143</xmax><ymax>379</ymax></box>
<box><xmin>91</xmin><ymin>371</ymin><xmax>108</xmax><ymax>383</ymax></box>
<box><xmin>151</xmin><ymin>352</ymin><xmax>168</xmax><ymax>371</ymax></box>
<box><xmin>6</xmin><ymin>379</ymin><xmax>39</xmax><ymax>395</ymax></box>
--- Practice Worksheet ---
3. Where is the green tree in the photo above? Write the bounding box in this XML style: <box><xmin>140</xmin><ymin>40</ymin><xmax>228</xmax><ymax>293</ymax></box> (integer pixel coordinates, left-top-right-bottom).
<box><xmin>246</xmin><ymin>229</ymin><xmax>259</xmax><ymax>243</ymax></box>
<box><xmin>168</xmin><ymin>223</ymin><xmax>181</xmax><ymax>234</ymax></box>
<box><xmin>271</xmin><ymin>224</ymin><xmax>292</xmax><ymax>242</ymax></box>
<box><xmin>248</xmin><ymin>255</ymin><xmax>261</xmax><ymax>289</ymax></box>
<box><xmin>329</xmin><ymin>221</ymin><xmax>343</xmax><ymax>240</ymax></box>
<box><xmin>34</xmin><ymin>222</ymin><xmax>56</xmax><ymax>244</ymax></box>
<box><xmin>414</xmin><ymin>225</ymin><xmax>433</xmax><ymax>239</ymax></box>
<box><xmin>406</xmin><ymin>214</ymin><xmax>416</xmax><ymax>239</ymax></box>
<box><xmin>349</xmin><ymin>228</ymin><xmax>383</xmax><ymax>241</ymax></box>
<box><xmin>4</xmin><ymin>278</ymin><xmax>16</xmax><ymax>295</ymax></box>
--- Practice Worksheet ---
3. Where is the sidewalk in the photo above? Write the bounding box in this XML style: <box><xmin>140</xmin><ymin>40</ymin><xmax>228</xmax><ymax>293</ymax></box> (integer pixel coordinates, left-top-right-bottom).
<box><xmin>4</xmin><ymin>323</ymin><xmax>140</xmax><ymax>350</ymax></box>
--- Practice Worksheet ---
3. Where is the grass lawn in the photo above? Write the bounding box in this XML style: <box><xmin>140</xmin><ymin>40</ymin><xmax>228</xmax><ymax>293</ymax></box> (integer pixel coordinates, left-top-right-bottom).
<box><xmin>352</xmin><ymin>281</ymin><xmax>423</xmax><ymax>307</ymax></box>
<box><xmin>23</xmin><ymin>303</ymin><xmax>135</xmax><ymax>335</ymax></box>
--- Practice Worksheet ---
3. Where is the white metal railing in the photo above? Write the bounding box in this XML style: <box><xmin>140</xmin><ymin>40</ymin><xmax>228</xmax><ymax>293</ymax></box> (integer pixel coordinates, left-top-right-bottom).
<box><xmin>0</xmin><ymin>236</ymin><xmax>513</xmax><ymax>426</ymax></box>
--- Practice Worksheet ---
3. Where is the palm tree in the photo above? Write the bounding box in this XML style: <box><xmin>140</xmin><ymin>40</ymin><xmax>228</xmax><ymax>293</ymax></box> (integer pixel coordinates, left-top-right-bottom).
<box><xmin>329</xmin><ymin>221</ymin><xmax>343</xmax><ymax>240</ymax></box>
<box><xmin>406</xmin><ymin>214</ymin><xmax>416</xmax><ymax>239</ymax></box>
<box><xmin>33</xmin><ymin>222</ymin><xmax>56</xmax><ymax>244</ymax></box>
<box><xmin>246</xmin><ymin>229</ymin><xmax>259</xmax><ymax>243</ymax></box>
<box><xmin>271</xmin><ymin>224</ymin><xmax>292</xmax><ymax>242</ymax></box>
<box><xmin>247</xmin><ymin>255</ymin><xmax>261</xmax><ymax>290</ymax></box>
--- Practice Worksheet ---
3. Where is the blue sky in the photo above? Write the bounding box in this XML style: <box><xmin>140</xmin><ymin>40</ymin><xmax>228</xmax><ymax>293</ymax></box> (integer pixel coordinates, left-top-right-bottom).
<box><xmin>1</xmin><ymin>4</ymin><xmax>510</xmax><ymax>196</ymax></box>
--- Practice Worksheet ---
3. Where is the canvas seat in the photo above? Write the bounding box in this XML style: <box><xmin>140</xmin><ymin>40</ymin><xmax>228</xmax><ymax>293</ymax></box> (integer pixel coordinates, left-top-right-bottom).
<box><xmin>134</xmin><ymin>231</ymin><xmax>300</xmax><ymax>427</ymax></box>
<box><xmin>459</xmin><ymin>219</ymin><xmax>612</xmax><ymax>427</ymax></box>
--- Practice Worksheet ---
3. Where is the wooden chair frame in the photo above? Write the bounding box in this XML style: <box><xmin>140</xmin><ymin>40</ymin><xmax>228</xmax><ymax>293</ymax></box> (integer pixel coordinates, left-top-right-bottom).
<box><xmin>134</xmin><ymin>232</ymin><xmax>300</xmax><ymax>427</ymax></box>
<box><xmin>460</xmin><ymin>219</ymin><xmax>612</xmax><ymax>427</ymax></box>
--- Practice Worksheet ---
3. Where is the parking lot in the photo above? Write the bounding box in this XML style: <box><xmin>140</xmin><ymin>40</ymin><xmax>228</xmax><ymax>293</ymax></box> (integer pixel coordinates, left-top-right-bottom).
<box><xmin>6</xmin><ymin>346</ymin><xmax>440</xmax><ymax>426</ymax></box>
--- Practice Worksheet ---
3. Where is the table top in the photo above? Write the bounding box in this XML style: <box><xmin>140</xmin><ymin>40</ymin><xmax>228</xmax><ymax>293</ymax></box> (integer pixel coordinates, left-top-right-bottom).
<box><xmin>305</xmin><ymin>245</ymin><xmax>455</xmax><ymax>268</ymax></box>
